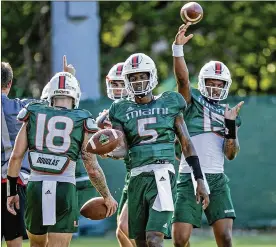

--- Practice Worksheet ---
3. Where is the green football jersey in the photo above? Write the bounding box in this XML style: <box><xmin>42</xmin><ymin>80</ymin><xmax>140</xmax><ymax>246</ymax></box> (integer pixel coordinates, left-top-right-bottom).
<box><xmin>109</xmin><ymin>91</ymin><xmax>187</xmax><ymax>169</ymax></box>
<box><xmin>18</xmin><ymin>102</ymin><xmax>97</xmax><ymax>175</ymax></box>
<box><xmin>184</xmin><ymin>88</ymin><xmax>241</xmax><ymax>137</ymax></box>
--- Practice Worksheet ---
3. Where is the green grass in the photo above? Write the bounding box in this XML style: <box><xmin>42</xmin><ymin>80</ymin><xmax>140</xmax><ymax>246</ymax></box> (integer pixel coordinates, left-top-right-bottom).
<box><xmin>6</xmin><ymin>234</ymin><xmax>275</xmax><ymax>247</ymax></box>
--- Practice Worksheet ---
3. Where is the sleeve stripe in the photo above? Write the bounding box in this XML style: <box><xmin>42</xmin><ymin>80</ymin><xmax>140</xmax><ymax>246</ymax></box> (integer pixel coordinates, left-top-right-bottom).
<box><xmin>83</xmin><ymin>119</ymin><xmax>98</xmax><ymax>133</ymax></box>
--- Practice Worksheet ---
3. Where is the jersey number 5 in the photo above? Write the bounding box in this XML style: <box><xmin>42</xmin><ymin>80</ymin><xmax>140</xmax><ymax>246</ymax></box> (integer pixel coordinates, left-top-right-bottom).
<box><xmin>138</xmin><ymin>117</ymin><xmax>158</xmax><ymax>144</ymax></box>
<box><xmin>35</xmin><ymin>114</ymin><xmax>74</xmax><ymax>153</ymax></box>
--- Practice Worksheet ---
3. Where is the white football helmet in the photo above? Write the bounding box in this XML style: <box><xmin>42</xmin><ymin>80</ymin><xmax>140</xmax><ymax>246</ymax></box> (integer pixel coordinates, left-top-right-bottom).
<box><xmin>47</xmin><ymin>72</ymin><xmax>81</xmax><ymax>108</ymax></box>
<box><xmin>106</xmin><ymin>62</ymin><xmax>128</xmax><ymax>100</ymax></box>
<box><xmin>122</xmin><ymin>53</ymin><xmax>158</xmax><ymax>96</ymax></box>
<box><xmin>41</xmin><ymin>82</ymin><xmax>50</xmax><ymax>100</ymax></box>
<box><xmin>198</xmin><ymin>61</ymin><xmax>232</xmax><ymax>101</ymax></box>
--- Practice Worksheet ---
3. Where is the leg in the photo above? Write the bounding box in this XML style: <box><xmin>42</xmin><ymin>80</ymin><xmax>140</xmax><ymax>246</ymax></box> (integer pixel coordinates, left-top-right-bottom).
<box><xmin>204</xmin><ymin>174</ymin><xmax>236</xmax><ymax>247</ymax></box>
<box><xmin>135</xmin><ymin>240</ymin><xmax>147</xmax><ymax>247</ymax></box>
<box><xmin>27</xmin><ymin>230</ymin><xmax>48</xmax><ymax>247</ymax></box>
<box><xmin>172</xmin><ymin>173</ymin><xmax>203</xmax><ymax>247</ymax></box>
<box><xmin>48</xmin><ymin>182</ymin><xmax>78</xmax><ymax>238</ymax></box>
<box><xmin>2</xmin><ymin>183</ymin><xmax>26</xmax><ymax>247</ymax></box>
<box><xmin>212</xmin><ymin>219</ymin><xmax>233</xmax><ymax>247</ymax></box>
<box><xmin>172</xmin><ymin>223</ymin><xmax>193</xmax><ymax>247</ymax></box>
<box><xmin>6</xmin><ymin>237</ymin><xmax>23</xmax><ymax>247</ymax></box>
<box><xmin>145</xmin><ymin>171</ymin><xmax>177</xmax><ymax>247</ymax></box>
<box><xmin>146</xmin><ymin>231</ymin><xmax>164</xmax><ymax>247</ymax></box>
<box><xmin>127</xmin><ymin>176</ymin><xmax>148</xmax><ymax>241</ymax></box>
<box><xmin>116</xmin><ymin>202</ymin><xmax>136</xmax><ymax>247</ymax></box>
<box><xmin>47</xmin><ymin>233</ymin><xmax>72</xmax><ymax>247</ymax></box>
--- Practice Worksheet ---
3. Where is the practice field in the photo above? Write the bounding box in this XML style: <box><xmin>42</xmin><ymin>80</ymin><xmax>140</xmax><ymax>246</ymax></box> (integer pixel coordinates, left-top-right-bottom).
<box><xmin>5</xmin><ymin>233</ymin><xmax>275</xmax><ymax>247</ymax></box>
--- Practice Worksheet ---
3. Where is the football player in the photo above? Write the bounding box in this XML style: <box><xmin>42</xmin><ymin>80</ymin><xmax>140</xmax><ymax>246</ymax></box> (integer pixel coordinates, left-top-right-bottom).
<box><xmin>96</xmin><ymin>62</ymin><xmax>135</xmax><ymax>247</ymax></box>
<box><xmin>40</xmin><ymin>58</ymin><xmax>100</xmax><ymax>236</ymax></box>
<box><xmin>108</xmin><ymin>53</ymin><xmax>209</xmax><ymax>247</ymax></box>
<box><xmin>7</xmin><ymin>72</ymin><xmax>117</xmax><ymax>247</ymax></box>
<box><xmin>171</xmin><ymin>23</ymin><xmax>243</xmax><ymax>247</ymax></box>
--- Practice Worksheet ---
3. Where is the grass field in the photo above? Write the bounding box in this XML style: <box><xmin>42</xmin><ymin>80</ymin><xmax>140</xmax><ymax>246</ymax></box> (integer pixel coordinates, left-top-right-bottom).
<box><xmin>4</xmin><ymin>233</ymin><xmax>275</xmax><ymax>247</ymax></box>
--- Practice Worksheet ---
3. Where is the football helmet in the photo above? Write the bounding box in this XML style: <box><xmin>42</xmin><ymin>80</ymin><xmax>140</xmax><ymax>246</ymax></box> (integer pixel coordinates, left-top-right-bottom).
<box><xmin>41</xmin><ymin>82</ymin><xmax>50</xmax><ymax>100</ymax></box>
<box><xmin>106</xmin><ymin>62</ymin><xmax>128</xmax><ymax>100</ymax></box>
<box><xmin>198</xmin><ymin>61</ymin><xmax>232</xmax><ymax>101</ymax></box>
<box><xmin>47</xmin><ymin>72</ymin><xmax>81</xmax><ymax>108</ymax></box>
<box><xmin>122</xmin><ymin>53</ymin><xmax>158</xmax><ymax>96</ymax></box>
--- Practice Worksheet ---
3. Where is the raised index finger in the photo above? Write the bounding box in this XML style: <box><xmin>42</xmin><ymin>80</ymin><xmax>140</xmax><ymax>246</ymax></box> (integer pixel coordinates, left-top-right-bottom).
<box><xmin>63</xmin><ymin>55</ymin><xmax>67</xmax><ymax>70</ymax></box>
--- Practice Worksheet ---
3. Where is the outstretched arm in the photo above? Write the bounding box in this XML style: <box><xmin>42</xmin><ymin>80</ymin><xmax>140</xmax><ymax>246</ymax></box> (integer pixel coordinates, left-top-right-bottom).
<box><xmin>173</xmin><ymin>23</ymin><xmax>194</xmax><ymax>104</ymax></box>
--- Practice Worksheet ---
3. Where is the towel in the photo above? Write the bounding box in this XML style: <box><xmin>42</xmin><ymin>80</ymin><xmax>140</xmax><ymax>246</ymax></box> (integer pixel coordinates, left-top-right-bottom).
<box><xmin>42</xmin><ymin>181</ymin><xmax>57</xmax><ymax>225</ymax></box>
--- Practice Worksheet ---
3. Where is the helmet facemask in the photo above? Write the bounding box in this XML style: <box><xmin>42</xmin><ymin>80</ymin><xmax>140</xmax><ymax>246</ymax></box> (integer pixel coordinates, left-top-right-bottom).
<box><xmin>198</xmin><ymin>61</ymin><xmax>232</xmax><ymax>101</ymax></box>
<box><xmin>125</xmin><ymin>71</ymin><xmax>157</xmax><ymax>96</ymax></box>
<box><xmin>106</xmin><ymin>62</ymin><xmax>129</xmax><ymax>100</ymax></box>
<box><xmin>122</xmin><ymin>53</ymin><xmax>158</xmax><ymax>97</ymax></box>
<box><xmin>106</xmin><ymin>79</ymin><xmax>128</xmax><ymax>100</ymax></box>
<box><xmin>200</xmin><ymin>78</ymin><xmax>231</xmax><ymax>101</ymax></box>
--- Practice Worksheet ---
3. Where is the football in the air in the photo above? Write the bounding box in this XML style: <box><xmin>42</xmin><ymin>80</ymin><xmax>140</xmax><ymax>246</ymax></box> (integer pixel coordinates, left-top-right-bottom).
<box><xmin>86</xmin><ymin>128</ymin><xmax>123</xmax><ymax>155</ymax></box>
<box><xmin>180</xmin><ymin>2</ymin><xmax>203</xmax><ymax>25</ymax></box>
<box><xmin>80</xmin><ymin>197</ymin><xmax>107</xmax><ymax>220</ymax></box>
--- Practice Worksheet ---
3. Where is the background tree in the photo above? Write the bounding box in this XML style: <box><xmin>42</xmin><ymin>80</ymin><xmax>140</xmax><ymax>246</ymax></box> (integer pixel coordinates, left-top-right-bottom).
<box><xmin>2</xmin><ymin>1</ymin><xmax>276</xmax><ymax>98</ymax></box>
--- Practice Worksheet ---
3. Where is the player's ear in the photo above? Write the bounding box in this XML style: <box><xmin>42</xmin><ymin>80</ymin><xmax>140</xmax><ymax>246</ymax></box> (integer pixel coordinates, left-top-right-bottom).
<box><xmin>8</xmin><ymin>80</ymin><xmax>12</xmax><ymax>88</ymax></box>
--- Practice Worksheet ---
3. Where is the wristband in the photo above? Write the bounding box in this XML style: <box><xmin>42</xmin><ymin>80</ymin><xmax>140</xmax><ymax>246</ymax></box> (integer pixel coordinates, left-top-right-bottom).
<box><xmin>185</xmin><ymin>156</ymin><xmax>204</xmax><ymax>180</ymax></box>
<box><xmin>172</xmin><ymin>43</ymin><xmax>184</xmax><ymax>57</ymax></box>
<box><xmin>225</xmin><ymin>119</ymin><xmax>236</xmax><ymax>139</ymax></box>
<box><xmin>7</xmin><ymin>176</ymin><xmax>18</xmax><ymax>196</ymax></box>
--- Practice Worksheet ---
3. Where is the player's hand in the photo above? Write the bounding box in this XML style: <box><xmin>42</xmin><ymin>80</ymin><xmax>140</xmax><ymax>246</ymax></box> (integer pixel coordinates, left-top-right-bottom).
<box><xmin>196</xmin><ymin>179</ymin><xmax>209</xmax><ymax>210</ymax></box>
<box><xmin>96</xmin><ymin>109</ymin><xmax>112</xmax><ymax>129</ymax></box>
<box><xmin>7</xmin><ymin>195</ymin><xmax>20</xmax><ymax>215</ymax></box>
<box><xmin>174</xmin><ymin>22</ymin><xmax>194</xmax><ymax>45</ymax></box>
<box><xmin>99</xmin><ymin>154</ymin><xmax>109</xmax><ymax>159</ymax></box>
<box><xmin>104</xmin><ymin>195</ymin><xmax>118</xmax><ymax>217</ymax></box>
<box><xmin>224</xmin><ymin>101</ymin><xmax>244</xmax><ymax>120</ymax></box>
<box><xmin>63</xmin><ymin>55</ymin><xmax>76</xmax><ymax>76</ymax></box>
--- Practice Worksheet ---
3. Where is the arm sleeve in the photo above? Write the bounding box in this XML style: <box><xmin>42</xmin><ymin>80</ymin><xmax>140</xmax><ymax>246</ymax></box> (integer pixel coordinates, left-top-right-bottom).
<box><xmin>108</xmin><ymin>102</ymin><xmax>123</xmax><ymax>129</ymax></box>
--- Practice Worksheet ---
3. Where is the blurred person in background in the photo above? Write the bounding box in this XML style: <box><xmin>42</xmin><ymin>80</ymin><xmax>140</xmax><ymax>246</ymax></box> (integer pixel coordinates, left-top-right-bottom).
<box><xmin>96</xmin><ymin>62</ymin><xmax>136</xmax><ymax>247</ymax></box>
<box><xmin>1</xmin><ymin>61</ymin><xmax>33</xmax><ymax>247</ymax></box>
<box><xmin>6</xmin><ymin>70</ymin><xmax>117</xmax><ymax>247</ymax></box>
<box><xmin>108</xmin><ymin>53</ymin><xmax>209</xmax><ymax>247</ymax></box>
<box><xmin>171</xmin><ymin>23</ymin><xmax>243</xmax><ymax>247</ymax></box>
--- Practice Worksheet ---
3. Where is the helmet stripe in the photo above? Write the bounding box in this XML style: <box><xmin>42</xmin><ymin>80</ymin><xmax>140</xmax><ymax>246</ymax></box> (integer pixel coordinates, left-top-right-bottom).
<box><xmin>215</xmin><ymin>62</ymin><xmax>222</xmax><ymax>74</ymax></box>
<box><xmin>116</xmin><ymin>64</ymin><xmax>123</xmax><ymax>76</ymax></box>
<box><xmin>132</xmin><ymin>55</ymin><xmax>139</xmax><ymax>68</ymax></box>
<box><xmin>59</xmin><ymin>75</ymin><xmax>66</xmax><ymax>89</ymax></box>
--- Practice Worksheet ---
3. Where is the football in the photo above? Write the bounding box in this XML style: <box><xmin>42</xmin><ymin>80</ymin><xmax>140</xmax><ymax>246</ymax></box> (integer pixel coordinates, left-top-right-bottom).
<box><xmin>80</xmin><ymin>197</ymin><xmax>107</xmax><ymax>220</ymax></box>
<box><xmin>180</xmin><ymin>2</ymin><xmax>203</xmax><ymax>25</ymax></box>
<box><xmin>86</xmin><ymin>128</ymin><xmax>123</xmax><ymax>155</ymax></box>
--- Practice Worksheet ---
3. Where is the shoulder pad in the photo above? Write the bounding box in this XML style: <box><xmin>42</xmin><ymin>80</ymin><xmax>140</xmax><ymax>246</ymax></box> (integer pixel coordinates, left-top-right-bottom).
<box><xmin>84</xmin><ymin>118</ymin><xmax>98</xmax><ymax>133</ymax></box>
<box><xmin>17</xmin><ymin>108</ymin><xmax>29</xmax><ymax>122</ymax></box>
<box><xmin>24</xmin><ymin>100</ymin><xmax>44</xmax><ymax>109</ymax></box>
